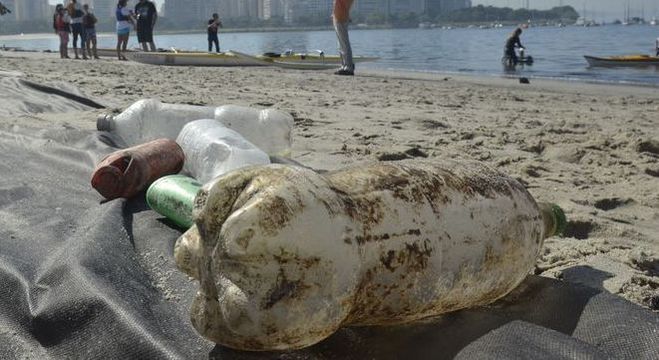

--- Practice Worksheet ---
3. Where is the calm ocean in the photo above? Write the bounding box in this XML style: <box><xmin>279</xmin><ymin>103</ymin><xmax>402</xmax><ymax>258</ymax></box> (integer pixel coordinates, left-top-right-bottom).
<box><xmin>2</xmin><ymin>25</ymin><xmax>659</xmax><ymax>85</ymax></box>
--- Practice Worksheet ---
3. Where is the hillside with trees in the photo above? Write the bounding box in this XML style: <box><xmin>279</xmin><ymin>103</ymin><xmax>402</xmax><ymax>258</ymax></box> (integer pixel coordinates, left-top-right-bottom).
<box><xmin>438</xmin><ymin>5</ymin><xmax>580</xmax><ymax>23</ymax></box>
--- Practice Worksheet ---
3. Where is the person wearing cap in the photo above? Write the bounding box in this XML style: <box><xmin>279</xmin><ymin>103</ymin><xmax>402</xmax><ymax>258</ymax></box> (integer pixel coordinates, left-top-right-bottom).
<box><xmin>332</xmin><ymin>0</ymin><xmax>354</xmax><ymax>76</ymax></box>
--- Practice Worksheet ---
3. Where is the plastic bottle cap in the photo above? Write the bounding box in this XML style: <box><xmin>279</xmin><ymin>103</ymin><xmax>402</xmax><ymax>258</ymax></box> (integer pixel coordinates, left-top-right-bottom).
<box><xmin>91</xmin><ymin>166</ymin><xmax>124</xmax><ymax>199</ymax></box>
<box><xmin>97</xmin><ymin>114</ymin><xmax>114</xmax><ymax>131</ymax></box>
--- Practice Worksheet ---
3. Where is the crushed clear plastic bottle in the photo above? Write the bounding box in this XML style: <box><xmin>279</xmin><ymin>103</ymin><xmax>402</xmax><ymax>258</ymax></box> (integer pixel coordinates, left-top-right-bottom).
<box><xmin>97</xmin><ymin>99</ymin><xmax>293</xmax><ymax>156</ymax></box>
<box><xmin>176</xmin><ymin>119</ymin><xmax>271</xmax><ymax>183</ymax></box>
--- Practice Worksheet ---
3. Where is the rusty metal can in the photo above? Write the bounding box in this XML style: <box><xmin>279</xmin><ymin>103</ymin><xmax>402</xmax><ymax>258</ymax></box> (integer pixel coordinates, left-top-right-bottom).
<box><xmin>91</xmin><ymin>139</ymin><xmax>184</xmax><ymax>200</ymax></box>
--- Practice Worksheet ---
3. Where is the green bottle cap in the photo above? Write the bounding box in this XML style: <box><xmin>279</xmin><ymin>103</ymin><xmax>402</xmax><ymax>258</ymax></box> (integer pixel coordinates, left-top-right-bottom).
<box><xmin>549</xmin><ymin>203</ymin><xmax>567</xmax><ymax>237</ymax></box>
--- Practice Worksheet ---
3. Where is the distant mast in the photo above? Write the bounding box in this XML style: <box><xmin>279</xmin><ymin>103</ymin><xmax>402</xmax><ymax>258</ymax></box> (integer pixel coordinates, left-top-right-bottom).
<box><xmin>622</xmin><ymin>0</ymin><xmax>629</xmax><ymax>25</ymax></box>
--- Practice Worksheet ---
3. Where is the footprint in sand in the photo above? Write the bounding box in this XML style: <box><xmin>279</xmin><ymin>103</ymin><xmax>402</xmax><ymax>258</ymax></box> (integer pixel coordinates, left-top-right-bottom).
<box><xmin>562</xmin><ymin>220</ymin><xmax>598</xmax><ymax>240</ymax></box>
<box><xmin>593</xmin><ymin>198</ymin><xmax>635</xmax><ymax>211</ymax></box>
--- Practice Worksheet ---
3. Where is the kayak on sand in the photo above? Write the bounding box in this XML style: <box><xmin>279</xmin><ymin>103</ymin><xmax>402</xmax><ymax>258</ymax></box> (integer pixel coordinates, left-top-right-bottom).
<box><xmin>124</xmin><ymin>50</ymin><xmax>267</xmax><ymax>67</ymax></box>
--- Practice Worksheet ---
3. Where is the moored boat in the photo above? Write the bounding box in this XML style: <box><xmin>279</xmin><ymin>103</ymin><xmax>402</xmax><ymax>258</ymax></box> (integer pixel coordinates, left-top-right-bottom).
<box><xmin>584</xmin><ymin>54</ymin><xmax>659</xmax><ymax>67</ymax></box>
<box><xmin>258</xmin><ymin>51</ymin><xmax>379</xmax><ymax>65</ymax></box>
<box><xmin>68</xmin><ymin>47</ymin><xmax>139</xmax><ymax>57</ymax></box>
<box><xmin>228</xmin><ymin>51</ymin><xmax>378</xmax><ymax>70</ymax></box>
<box><xmin>229</xmin><ymin>51</ymin><xmax>337</xmax><ymax>70</ymax></box>
<box><xmin>124</xmin><ymin>50</ymin><xmax>266</xmax><ymax>67</ymax></box>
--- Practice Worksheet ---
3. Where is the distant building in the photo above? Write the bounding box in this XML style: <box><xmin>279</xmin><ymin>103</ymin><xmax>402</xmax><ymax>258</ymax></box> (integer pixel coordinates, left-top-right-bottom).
<box><xmin>12</xmin><ymin>0</ymin><xmax>48</xmax><ymax>21</ymax></box>
<box><xmin>425</xmin><ymin>0</ymin><xmax>471</xmax><ymax>16</ymax></box>
<box><xmin>261</xmin><ymin>0</ymin><xmax>284</xmax><ymax>20</ymax></box>
<box><xmin>354</xmin><ymin>0</ymin><xmax>470</xmax><ymax>19</ymax></box>
<box><xmin>91</xmin><ymin>0</ymin><xmax>116</xmax><ymax>19</ymax></box>
<box><xmin>156</xmin><ymin>0</ymin><xmax>471</xmax><ymax>26</ymax></box>
<box><xmin>283</xmin><ymin>0</ymin><xmax>332</xmax><ymax>24</ymax></box>
<box><xmin>163</xmin><ymin>0</ymin><xmax>204</xmax><ymax>25</ymax></box>
<box><xmin>161</xmin><ymin>0</ymin><xmax>260</xmax><ymax>24</ymax></box>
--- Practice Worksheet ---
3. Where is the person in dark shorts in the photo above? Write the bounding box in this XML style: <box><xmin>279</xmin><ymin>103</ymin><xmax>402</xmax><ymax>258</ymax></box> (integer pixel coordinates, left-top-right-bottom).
<box><xmin>207</xmin><ymin>13</ymin><xmax>222</xmax><ymax>53</ymax></box>
<box><xmin>504</xmin><ymin>28</ymin><xmax>524</xmax><ymax>65</ymax></box>
<box><xmin>82</xmin><ymin>4</ymin><xmax>98</xmax><ymax>59</ymax></box>
<box><xmin>135</xmin><ymin>0</ymin><xmax>157</xmax><ymax>51</ymax></box>
<box><xmin>67</xmin><ymin>0</ymin><xmax>87</xmax><ymax>59</ymax></box>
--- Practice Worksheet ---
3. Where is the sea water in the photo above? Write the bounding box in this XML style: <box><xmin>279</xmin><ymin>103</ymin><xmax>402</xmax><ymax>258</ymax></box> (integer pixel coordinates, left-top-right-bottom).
<box><xmin>2</xmin><ymin>25</ymin><xmax>658</xmax><ymax>85</ymax></box>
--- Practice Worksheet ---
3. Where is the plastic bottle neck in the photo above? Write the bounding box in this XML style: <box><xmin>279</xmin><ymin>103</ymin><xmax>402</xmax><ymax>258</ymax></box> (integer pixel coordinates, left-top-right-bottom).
<box><xmin>97</xmin><ymin>114</ymin><xmax>115</xmax><ymax>131</ymax></box>
<box><xmin>538</xmin><ymin>203</ymin><xmax>567</xmax><ymax>239</ymax></box>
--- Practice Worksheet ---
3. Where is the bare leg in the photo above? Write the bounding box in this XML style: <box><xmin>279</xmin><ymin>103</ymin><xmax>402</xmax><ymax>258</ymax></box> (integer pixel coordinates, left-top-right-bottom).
<box><xmin>63</xmin><ymin>38</ymin><xmax>69</xmax><ymax>58</ymax></box>
<box><xmin>120</xmin><ymin>37</ymin><xmax>128</xmax><ymax>60</ymax></box>
<box><xmin>333</xmin><ymin>18</ymin><xmax>354</xmax><ymax>72</ymax></box>
<box><xmin>59</xmin><ymin>35</ymin><xmax>64</xmax><ymax>58</ymax></box>
<box><xmin>148</xmin><ymin>42</ymin><xmax>156</xmax><ymax>52</ymax></box>
<box><xmin>92</xmin><ymin>38</ymin><xmax>98</xmax><ymax>59</ymax></box>
<box><xmin>141</xmin><ymin>42</ymin><xmax>148</xmax><ymax>51</ymax></box>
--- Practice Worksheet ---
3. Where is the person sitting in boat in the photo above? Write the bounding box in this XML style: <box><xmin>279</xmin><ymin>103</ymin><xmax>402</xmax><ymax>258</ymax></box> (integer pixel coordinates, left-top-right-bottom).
<box><xmin>504</xmin><ymin>28</ymin><xmax>524</xmax><ymax>65</ymax></box>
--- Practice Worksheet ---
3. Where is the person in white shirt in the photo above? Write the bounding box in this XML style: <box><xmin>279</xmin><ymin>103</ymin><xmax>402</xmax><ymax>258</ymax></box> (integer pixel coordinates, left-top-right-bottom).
<box><xmin>115</xmin><ymin>0</ymin><xmax>134</xmax><ymax>61</ymax></box>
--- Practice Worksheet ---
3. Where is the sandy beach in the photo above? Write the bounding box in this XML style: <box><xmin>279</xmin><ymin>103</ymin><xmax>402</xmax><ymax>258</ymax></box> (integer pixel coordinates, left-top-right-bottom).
<box><xmin>1</xmin><ymin>50</ymin><xmax>658</xmax><ymax>312</ymax></box>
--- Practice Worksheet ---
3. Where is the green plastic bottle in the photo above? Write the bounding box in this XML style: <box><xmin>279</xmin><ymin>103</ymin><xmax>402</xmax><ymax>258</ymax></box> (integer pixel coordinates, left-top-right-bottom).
<box><xmin>146</xmin><ymin>175</ymin><xmax>202</xmax><ymax>229</ymax></box>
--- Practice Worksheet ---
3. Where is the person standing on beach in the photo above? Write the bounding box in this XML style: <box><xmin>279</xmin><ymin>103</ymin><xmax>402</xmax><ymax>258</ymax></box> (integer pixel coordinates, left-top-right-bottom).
<box><xmin>207</xmin><ymin>13</ymin><xmax>222</xmax><ymax>53</ymax></box>
<box><xmin>655</xmin><ymin>37</ymin><xmax>659</xmax><ymax>56</ymax></box>
<box><xmin>53</xmin><ymin>4</ymin><xmax>71</xmax><ymax>59</ymax></box>
<box><xmin>82</xmin><ymin>4</ymin><xmax>99</xmax><ymax>59</ymax></box>
<box><xmin>66</xmin><ymin>0</ymin><xmax>87</xmax><ymax>60</ymax></box>
<box><xmin>332</xmin><ymin>0</ymin><xmax>354</xmax><ymax>76</ymax></box>
<box><xmin>135</xmin><ymin>0</ymin><xmax>157</xmax><ymax>52</ymax></box>
<box><xmin>116</xmin><ymin>0</ymin><xmax>134</xmax><ymax>61</ymax></box>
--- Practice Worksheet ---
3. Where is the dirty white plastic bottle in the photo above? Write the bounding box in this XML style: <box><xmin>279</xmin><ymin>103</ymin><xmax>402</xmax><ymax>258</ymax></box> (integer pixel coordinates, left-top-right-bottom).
<box><xmin>176</xmin><ymin>119</ymin><xmax>271</xmax><ymax>183</ymax></box>
<box><xmin>97</xmin><ymin>99</ymin><xmax>293</xmax><ymax>156</ymax></box>
<box><xmin>175</xmin><ymin>160</ymin><xmax>567</xmax><ymax>351</ymax></box>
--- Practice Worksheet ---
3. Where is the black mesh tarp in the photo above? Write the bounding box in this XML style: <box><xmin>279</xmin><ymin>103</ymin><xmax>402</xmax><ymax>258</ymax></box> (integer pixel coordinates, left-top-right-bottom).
<box><xmin>1</xmin><ymin>124</ymin><xmax>657</xmax><ymax>359</ymax></box>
